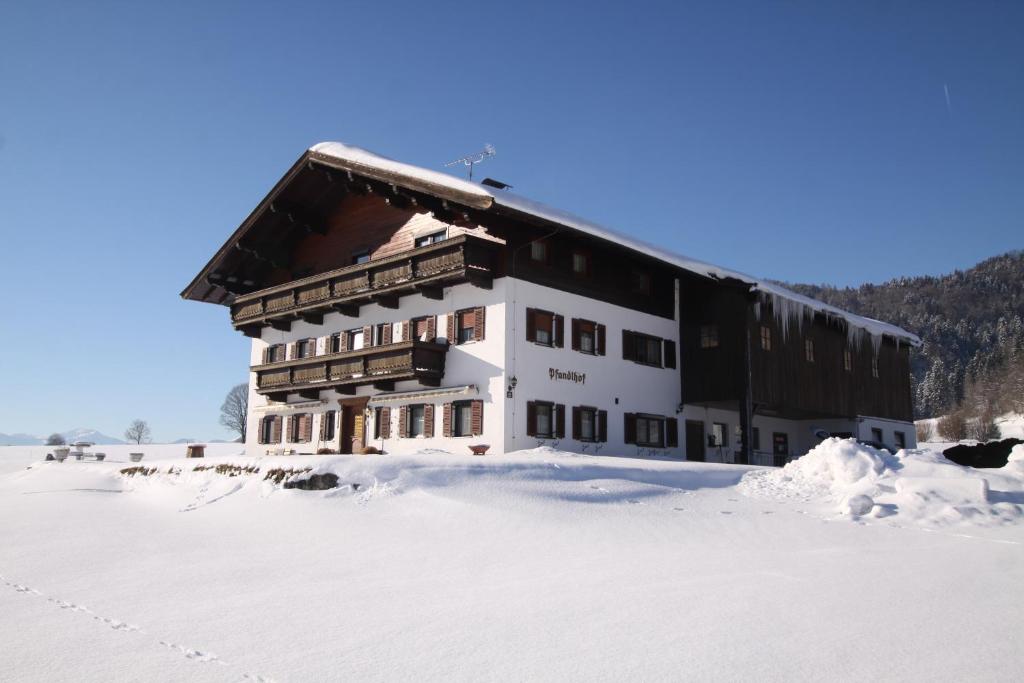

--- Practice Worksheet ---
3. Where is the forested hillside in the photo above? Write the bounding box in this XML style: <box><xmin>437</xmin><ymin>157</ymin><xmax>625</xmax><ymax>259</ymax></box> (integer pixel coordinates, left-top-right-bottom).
<box><xmin>784</xmin><ymin>251</ymin><xmax>1024</xmax><ymax>420</ymax></box>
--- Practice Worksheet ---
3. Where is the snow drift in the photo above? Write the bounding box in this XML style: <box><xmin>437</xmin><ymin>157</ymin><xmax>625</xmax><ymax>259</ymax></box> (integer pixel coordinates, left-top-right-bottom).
<box><xmin>740</xmin><ymin>439</ymin><xmax>1024</xmax><ymax>527</ymax></box>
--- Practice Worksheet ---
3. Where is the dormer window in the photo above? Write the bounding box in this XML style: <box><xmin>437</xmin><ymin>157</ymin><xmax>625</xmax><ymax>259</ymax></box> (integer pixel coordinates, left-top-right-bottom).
<box><xmin>572</xmin><ymin>251</ymin><xmax>590</xmax><ymax>276</ymax></box>
<box><xmin>351</xmin><ymin>248</ymin><xmax>370</xmax><ymax>264</ymax></box>
<box><xmin>530</xmin><ymin>241</ymin><xmax>548</xmax><ymax>263</ymax></box>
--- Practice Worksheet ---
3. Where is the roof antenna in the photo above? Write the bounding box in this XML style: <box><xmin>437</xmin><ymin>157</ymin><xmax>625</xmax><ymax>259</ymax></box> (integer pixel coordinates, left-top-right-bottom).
<box><xmin>444</xmin><ymin>144</ymin><xmax>496</xmax><ymax>181</ymax></box>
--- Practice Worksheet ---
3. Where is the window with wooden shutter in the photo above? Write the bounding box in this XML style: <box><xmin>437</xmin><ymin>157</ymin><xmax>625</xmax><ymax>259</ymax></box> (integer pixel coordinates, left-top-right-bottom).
<box><xmin>624</xmin><ymin>413</ymin><xmax>637</xmax><ymax>444</ymax></box>
<box><xmin>554</xmin><ymin>403</ymin><xmax>565</xmax><ymax>438</ymax></box>
<box><xmin>426</xmin><ymin>315</ymin><xmax>436</xmax><ymax>342</ymax></box>
<box><xmin>457</xmin><ymin>309</ymin><xmax>475</xmax><ymax>344</ymax></box>
<box><xmin>443</xmin><ymin>403</ymin><xmax>453</xmax><ymax>437</ymax></box>
<box><xmin>572</xmin><ymin>406</ymin><xmax>581</xmax><ymax>439</ymax></box>
<box><xmin>572</xmin><ymin>319</ymin><xmax>598</xmax><ymax>355</ymax></box>
<box><xmin>301</xmin><ymin>414</ymin><xmax>313</xmax><ymax>443</ymax></box>
<box><xmin>262</xmin><ymin>347</ymin><xmax>270</xmax><ymax>364</ymax></box>
<box><xmin>446</xmin><ymin>313</ymin><xmax>456</xmax><ymax>344</ymax></box>
<box><xmin>339</xmin><ymin>331</ymin><xmax>350</xmax><ymax>353</ymax></box>
<box><xmin>666</xmin><ymin>418</ymin><xmax>679</xmax><ymax>448</ymax></box>
<box><xmin>402</xmin><ymin>321</ymin><xmax>411</xmax><ymax>342</ymax></box>
<box><xmin>526</xmin><ymin>401</ymin><xmax>538</xmax><ymax>437</ymax></box>
<box><xmin>472</xmin><ymin>307</ymin><xmax>485</xmax><ymax>341</ymax></box>
<box><xmin>526</xmin><ymin>308</ymin><xmax>538</xmax><ymax>343</ymax></box>
<box><xmin>423</xmin><ymin>404</ymin><xmax>434</xmax><ymax>438</ymax></box>
<box><xmin>664</xmin><ymin>340</ymin><xmax>677</xmax><ymax>369</ymax></box>
<box><xmin>596</xmin><ymin>324</ymin><xmax>606</xmax><ymax>356</ymax></box>
<box><xmin>553</xmin><ymin>315</ymin><xmax>564</xmax><ymax>348</ymax></box>
<box><xmin>289</xmin><ymin>342</ymin><xmax>298</xmax><ymax>360</ymax></box>
<box><xmin>398</xmin><ymin>405</ymin><xmax>407</xmax><ymax>438</ymax></box>
<box><xmin>470</xmin><ymin>400</ymin><xmax>483</xmax><ymax>436</ymax></box>
<box><xmin>571</xmin><ymin>319</ymin><xmax>580</xmax><ymax>351</ymax></box>
<box><xmin>622</xmin><ymin>330</ymin><xmax>636</xmax><ymax>361</ymax></box>
<box><xmin>380</xmin><ymin>407</ymin><xmax>391</xmax><ymax>439</ymax></box>
<box><xmin>597</xmin><ymin>410</ymin><xmax>608</xmax><ymax>442</ymax></box>
<box><xmin>361</xmin><ymin>326</ymin><xmax>372</xmax><ymax>347</ymax></box>
<box><xmin>271</xmin><ymin>416</ymin><xmax>283</xmax><ymax>444</ymax></box>
<box><xmin>258</xmin><ymin>416</ymin><xmax>267</xmax><ymax>444</ymax></box>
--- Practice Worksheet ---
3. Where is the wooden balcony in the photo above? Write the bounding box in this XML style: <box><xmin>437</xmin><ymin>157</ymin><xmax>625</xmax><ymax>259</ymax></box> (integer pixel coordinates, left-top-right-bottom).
<box><xmin>231</xmin><ymin>234</ymin><xmax>498</xmax><ymax>333</ymax></box>
<box><xmin>252</xmin><ymin>340</ymin><xmax>448</xmax><ymax>401</ymax></box>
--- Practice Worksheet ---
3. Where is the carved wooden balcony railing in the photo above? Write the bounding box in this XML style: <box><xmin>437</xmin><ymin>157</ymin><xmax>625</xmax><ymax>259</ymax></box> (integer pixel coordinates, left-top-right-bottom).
<box><xmin>251</xmin><ymin>340</ymin><xmax>448</xmax><ymax>401</ymax></box>
<box><xmin>231</xmin><ymin>234</ymin><xmax>498</xmax><ymax>333</ymax></box>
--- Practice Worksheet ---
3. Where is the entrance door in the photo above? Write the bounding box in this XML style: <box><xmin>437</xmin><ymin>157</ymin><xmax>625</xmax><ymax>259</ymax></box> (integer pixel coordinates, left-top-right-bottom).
<box><xmin>685</xmin><ymin>421</ymin><xmax>705</xmax><ymax>462</ymax></box>
<box><xmin>338</xmin><ymin>398</ymin><xmax>368</xmax><ymax>454</ymax></box>
<box><xmin>772</xmin><ymin>432</ymin><xmax>789</xmax><ymax>467</ymax></box>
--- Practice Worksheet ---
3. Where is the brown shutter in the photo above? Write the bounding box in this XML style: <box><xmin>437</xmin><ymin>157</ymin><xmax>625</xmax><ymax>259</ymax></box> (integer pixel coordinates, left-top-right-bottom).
<box><xmin>443</xmin><ymin>403</ymin><xmax>453</xmax><ymax>437</ymax></box>
<box><xmin>473</xmin><ymin>307</ymin><xmax>485</xmax><ymax>341</ymax></box>
<box><xmin>258</xmin><ymin>416</ymin><xmax>266</xmax><ymax>444</ymax></box>
<box><xmin>289</xmin><ymin>342</ymin><xmax>298</xmax><ymax>360</ymax></box>
<box><xmin>666</xmin><ymin>418</ymin><xmax>679</xmax><ymax>448</ymax></box>
<box><xmin>471</xmin><ymin>400</ymin><xmax>483</xmax><ymax>435</ymax></box>
<box><xmin>572</xmin><ymin>406</ymin><xmax>581</xmax><ymax>440</ymax></box>
<box><xmin>262</xmin><ymin>347</ymin><xmax>270</xmax><ymax>364</ymax></box>
<box><xmin>424</xmin><ymin>404</ymin><xmax>434</xmax><ymax>438</ymax></box>
<box><xmin>526</xmin><ymin>308</ymin><xmax>537</xmax><ymax>342</ymax></box>
<box><xmin>402</xmin><ymin>321</ymin><xmax>411</xmax><ymax>342</ymax></box>
<box><xmin>664</xmin><ymin>340</ymin><xmax>677</xmax><ymax>369</ymax></box>
<box><xmin>398</xmin><ymin>405</ymin><xmax>408</xmax><ymax>438</ymax></box>
<box><xmin>622</xmin><ymin>330</ymin><xmax>635</xmax><ymax>361</ymax></box>
<box><xmin>526</xmin><ymin>401</ymin><xmax>537</xmax><ymax>437</ymax></box>
<box><xmin>596</xmin><ymin>324</ymin><xmax>606</xmax><ymax>356</ymax></box>
<box><xmin>319</xmin><ymin>412</ymin><xmax>327</xmax><ymax>440</ymax></box>
<box><xmin>340</xmin><ymin>332</ymin><xmax>350</xmax><ymax>352</ymax></box>
<box><xmin>302</xmin><ymin>414</ymin><xmax>313</xmax><ymax>442</ymax></box>
<box><xmin>571</xmin><ymin>319</ymin><xmax>580</xmax><ymax>351</ymax></box>
<box><xmin>321</xmin><ymin>336</ymin><xmax>331</xmax><ymax>356</ymax></box>
<box><xmin>598</xmin><ymin>410</ymin><xmax>608</xmax><ymax>442</ymax></box>
<box><xmin>554</xmin><ymin>404</ymin><xmax>565</xmax><ymax>438</ymax></box>
<box><xmin>426</xmin><ymin>316</ymin><xmax>436</xmax><ymax>342</ymax></box>
<box><xmin>553</xmin><ymin>315</ymin><xmax>564</xmax><ymax>348</ymax></box>
<box><xmin>447</xmin><ymin>312</ymin><xmax>456</xmax><ymax>344</ymax></box>
<box><xmin>362</xmin><ymin>326</ymin><xmax>372</xmax><ymax>347</ymax></box>
<box><xmin>272</xmin><ymin>416</ymin><xmax>282</xmax><ymax>443</ymax></box>
<box><xmin>624</xmin><ymin>413</ymin><xmax>637</xmax><ymax>444</ymax></box>
<box><xmin>380</xmin><ymin>407</ymin><xmax>391</xmax><ymax>439</ymax></box>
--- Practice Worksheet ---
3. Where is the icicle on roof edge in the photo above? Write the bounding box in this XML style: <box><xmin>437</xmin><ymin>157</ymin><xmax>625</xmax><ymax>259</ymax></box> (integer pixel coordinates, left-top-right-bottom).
<box><xmin>309</xmin><ymin>142</ymin><xmax>922</xmax><ymax>348</ymax></box>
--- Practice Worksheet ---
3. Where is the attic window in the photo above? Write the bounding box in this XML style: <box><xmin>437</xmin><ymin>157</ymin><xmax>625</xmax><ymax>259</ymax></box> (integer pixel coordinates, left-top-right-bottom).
<box><xmin>351</xmin><ymin>248</ymin><xmax>370</xmax><ymax>265</ymax></box>
<box><xmin>530</xmin><ymin>241</ymin><xmax>548</xmax><ymax>263</ymax></box>
<box><xmin>415</xmin><ymin>231</ymin><xmax>446</xmax><ymax>248</ymax></box>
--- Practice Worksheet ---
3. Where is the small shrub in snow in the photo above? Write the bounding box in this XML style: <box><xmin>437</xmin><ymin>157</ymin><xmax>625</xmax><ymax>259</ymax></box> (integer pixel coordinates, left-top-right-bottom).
<box><xmin>916</xmin><ymin>421</ymin><xmax>934</xmax><ymax>443</ymax></box>
<box><xmin>937</xmin><ymin>411</ymin><xmax>968</xmax><ymax>441</ymax></box>
<box><xmin>362</xmin><ymin>446</ymin><xmax>381</xmax><ymax>455</ymax></box>
<box><xmin>192</xmin><ymin>464</ymin><xmax>259</xmax><ymax>477</ymax></box>
<box><xmin>264</xmin><ymin>467</ymin><xmax>312</xmax><ymax>484</ymax></box>
<box><xmin>120</xmin><ymin>466</ymin><xmax>157</xmax><ymax>477</ymax></box>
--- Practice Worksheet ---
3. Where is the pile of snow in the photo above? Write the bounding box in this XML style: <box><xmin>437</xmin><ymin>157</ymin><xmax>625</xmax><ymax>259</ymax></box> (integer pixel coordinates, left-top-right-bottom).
<box><xmin>740</xmin><ymin>438</ymin><xmax>1024</xmax><ymax>527</ymax></box>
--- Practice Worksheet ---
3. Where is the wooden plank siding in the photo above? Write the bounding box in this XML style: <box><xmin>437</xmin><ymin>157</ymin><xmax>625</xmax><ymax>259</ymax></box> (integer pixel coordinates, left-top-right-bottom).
<box><xmin>679</xmin><ymin>275</ymin><xmax>914</xmax><ymax>422</ymax></box>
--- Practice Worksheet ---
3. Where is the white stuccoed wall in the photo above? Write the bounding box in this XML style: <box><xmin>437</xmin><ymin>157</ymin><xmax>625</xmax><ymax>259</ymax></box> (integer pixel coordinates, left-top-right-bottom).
<box><xmin>245</xmin><ymin>280</ymin><xmax>508</xmax><ymax>456</ymax></box>
<box><xmin>503</xmin><ymin>279</ymin><xmax>682</xmax><ymax>456</ymax></box>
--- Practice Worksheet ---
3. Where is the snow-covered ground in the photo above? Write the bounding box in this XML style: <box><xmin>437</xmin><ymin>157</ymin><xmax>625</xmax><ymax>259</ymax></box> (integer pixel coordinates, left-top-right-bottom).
<box><xmin>1</xmin><ymin>441</ymin><xmax>1021</xmax><ymax>681</ymax></box>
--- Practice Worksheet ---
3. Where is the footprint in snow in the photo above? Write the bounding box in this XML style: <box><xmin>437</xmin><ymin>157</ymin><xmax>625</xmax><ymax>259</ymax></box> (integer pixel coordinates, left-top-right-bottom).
<box><xmin>673</xmin><ymin>507</ymin><xmax>687</xmax><ymax>512</ymax></box>
<box><xmin>719</xmin><ymin>511</ymin><xmax>734</xmax><ymax>515</ymax></box>
<box><xmin>589</xmin><ymin>485</ymin><xmax>608</xmax><ymax>493</ymax></box>
<box><xmin>626</xmin><ymin>499</ymin><xmax>641</xmax><ymax>505</ymax></box>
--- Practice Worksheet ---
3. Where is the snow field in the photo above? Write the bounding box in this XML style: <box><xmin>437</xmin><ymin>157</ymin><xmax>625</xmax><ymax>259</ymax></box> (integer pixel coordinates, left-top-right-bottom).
<box><xmin>1</xmin><ymin>443</ymin><xmax>1022</xmax><ymax>681</ymax></box>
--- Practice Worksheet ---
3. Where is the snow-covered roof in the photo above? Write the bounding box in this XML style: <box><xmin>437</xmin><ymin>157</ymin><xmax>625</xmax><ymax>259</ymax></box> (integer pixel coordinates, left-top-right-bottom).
<box><xmin>309</xmin><ymin>142</ymin><xmax>921</xmax><ymax>347</ymax></box>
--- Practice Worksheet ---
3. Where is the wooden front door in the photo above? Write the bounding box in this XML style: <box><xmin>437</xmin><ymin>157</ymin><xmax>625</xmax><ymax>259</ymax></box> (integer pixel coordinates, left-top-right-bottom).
<box><xmin>338</xmin><ymin>398</ymin><xmax>368</xmax><ymax>454</ymax></box>
<box><xmin>685</xmin><ymin>420</ymin><xmax>705</xmax><ymax>462</ymax></box>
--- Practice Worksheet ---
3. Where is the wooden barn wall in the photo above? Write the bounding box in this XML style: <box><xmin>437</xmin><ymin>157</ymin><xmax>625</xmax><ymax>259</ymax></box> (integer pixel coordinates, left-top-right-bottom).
<box><xmin>497</xmin><ymin>226</ymin><xmax>678</xmax><ymax>319</ymax></box>
<box><xmin>748</xmin><ymin>305</ymin><xmax>913</xmax><ymax>422</ymax></box>
<box><xmin>679</xmin><ymin>277</ymin><xmax>747</xmax><ymax>403</ymax></box>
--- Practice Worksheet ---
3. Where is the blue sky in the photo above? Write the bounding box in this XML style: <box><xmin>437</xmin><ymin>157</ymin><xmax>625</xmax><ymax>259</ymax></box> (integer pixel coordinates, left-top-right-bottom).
<box><xmin>1</xmin><ymin>1</ymin><xmax>1021</xmax><ymax>441</ymax></box>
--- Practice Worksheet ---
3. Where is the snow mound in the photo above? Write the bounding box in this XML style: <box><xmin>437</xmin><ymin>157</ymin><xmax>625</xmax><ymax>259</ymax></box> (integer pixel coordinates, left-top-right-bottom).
<box><xmin>739</xmin><ymin>438</ymin><xmax>1024</xmax><ymax>527</ymax></box>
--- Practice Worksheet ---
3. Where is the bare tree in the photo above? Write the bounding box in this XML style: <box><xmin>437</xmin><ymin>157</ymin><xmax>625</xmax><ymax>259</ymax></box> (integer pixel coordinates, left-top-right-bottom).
<box><xmin>45</xmin><ymin>433</ymin><xmax>66</xmax><ymax>446</ymax></box>
<box><xmin>125</xmin><ymin>419</ymin><xmax>151</xmax><ymax>445</ymax></box>
<box><xmin>936</xmin><ymin>410</ymin><xmax>967</xmax><ymax>442</ymax></box>
<box><xmin>219</xmin><ymin>383</ymin><xmax>248</xmax><ymax>441</ymax></box>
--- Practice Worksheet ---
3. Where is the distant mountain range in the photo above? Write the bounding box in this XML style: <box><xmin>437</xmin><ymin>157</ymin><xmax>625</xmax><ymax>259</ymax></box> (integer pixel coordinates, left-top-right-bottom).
<box><xmin>0</xmin><ymin>429</ymin><xmax>237</xmax><ymax>446</ymax></box>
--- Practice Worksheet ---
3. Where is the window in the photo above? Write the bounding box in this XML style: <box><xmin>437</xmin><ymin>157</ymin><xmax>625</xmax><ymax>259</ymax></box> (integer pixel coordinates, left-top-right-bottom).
<box><xmin>804</xmin><ymin>339</ymin><xmax>814</xmax><ymax>363</ymax></box>
<box><xmin>843</xmin><ymin>349</ymin><xmax>852</xmax><ymax>372</ymax></box>
<box><xmin>412</xmin><ymin>316</ymin><xmax>433</xmax><ymax>342</ymax></box>
<box><xmin>735</xmin><ymin>425</ymin><xmax>760</xmax><ymax>450</ymax></box>
<box><xmin>458</xmin><ymin>310</ymin><xmax>476</xmax><ymax>343</ymax></box>
<box><xmin>266</xmin><ymin>344</ymin><xmax>286</xmax><ymax>363</ymax></box>
<box><xmin>710</xmin><ymin>422</ymin><xmax>727</xmax><ymax>447</ymax></box>
<box><xmin>871</xmin><ymin>428</ymin><xmax>883</xmax><ymax>444</ymax></box>
<box><xmin>527</xmin><ymin>308</ymin><xmax>562</xmax><ymax>347</ymax></box>
<box><xmin>296</xmin><ymin>338</ymin><xmax>314</xmax><ymax>359</ymax></box>
<box><xmin>374</xmin><ymin>323</ymin><xmax>392</xmax><ymax>346</ymax></box>
<box><xmin>453</xmin><ymin>401</ymin><xmax>473</xmax><ymax>437</ymax></box>
<box><xmin>572</xmin><ymin>319</ymin><xmax>605</xmax><ymax>355</ymax></box>
<box><xmin>415</xmin><ymin>231</ymin><xmax>446</xmax><ymax>248</ymax></box>
<box><xmin>535</xmin><ymin>403</ymin><xmax>552</xmax><ymax>438</ymax></box>
<box><xmin>572</xmin><ymin>251</ymin><xmax>590</xmax><ymax>276</ymax></box>
<box><xmin>622</xmin><ymin>330</ymin><xmax>664</xmax><ymax>366</ymax></box>
<box><xmin>637</xmin><ymin>335</ymin><xmax>662</xmax><ymax>366</ymax></box>
<box><xmin>407</xmin><ymin>404</ymin><xmax>426</xmax><ymax>438</ymax></box>
<box><xmin>321</xmin><ymin>411</ymin><xmax>336</xmax><ymax>441</ymax></box>
<box><xmin>700</xmin><ymin>325</ymin><xmax>719</xmax><ymax>349</ymax></box>
<box><xmin>347</xmin><ymin>328</ymin><xmax>364</xmax><ymax>351</ymax></box>
<box><xmin>872</xmin><ymin>356</ymin><xmax>879</xmax><ymax>379</ymax></box>
<box><xmin>630</xmin><ymin>269</ymin><xmax>651</xmax><ymax>295</ymax></box>
<box><xmin>894</xmin><ymin>431</ymin><xmax>906</xmax><ymax>449</ymax></box>
<box><xmin>260</xmin><ymin>417</ymin><xmax>275</xmax><ymax>444</ymax></box>
<box><xmin>330</xmin><ymin>333</ymin><xmax>342</xmax><ymax>354</ymax></box>
<box><xmin>351</xmin><ymin>249</ymin><xmax>370</xmax><ymax>264</ymax></box>
<box><xmin>580</xmin><ymin>408</ymin><xmax>595</xmax><ymax>441</ymax></box>
<box><xmin>760</xmin><ymin>326</ymin><xmax>771</xmax><ymax>351</ymax></box>
<box><xmin>288</xmin><ymin>414</ymin><xmax>311</xmax><ymax>443</ymax></box>
<box><xmin>636</xmin><ymin>416</ymin><xmax>664</xmax><ymax>448</ymax></box>
<box><xmin>530</xmin><ymin>240</ymin><xmax>548</xmax><ymax>263</ymax></box>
